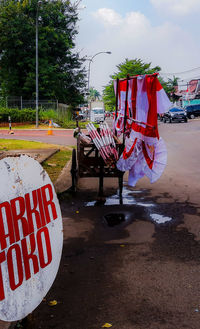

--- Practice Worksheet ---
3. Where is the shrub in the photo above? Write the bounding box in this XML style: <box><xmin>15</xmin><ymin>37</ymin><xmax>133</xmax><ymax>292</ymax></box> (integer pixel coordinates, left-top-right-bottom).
<box><xmin>0</xmin><ymin>107</ymin><xmax>36</xmax><ymax>123</ymax></box>
<box><xmin>0</xmin><ymin>107</ymin><xmax>76</xmax><ymax>128</ymax></box>
<box><xmin>39</xmin><ymin>109</ymin><xmax>59</xmax><ymax>122</ymax></box>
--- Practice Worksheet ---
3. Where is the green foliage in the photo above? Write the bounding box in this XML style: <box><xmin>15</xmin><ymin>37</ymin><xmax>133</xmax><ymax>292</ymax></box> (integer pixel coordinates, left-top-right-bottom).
<box><xmin>88</xmin><ymin>87</ymin><xmax>101</xmax><ymax>101</ymax></box>
<box><xmin>111</xmin><ymin>58</ymin><xmax>161</xmax><ymax>79</ymax></box>
<box><xmin>0</xmin><ymin>0</ymin><xmax>86</xmax><ymax>106</ymax></box>
<box><xmin>0</xmin><ymin>107</ymin><xmax>80</xmax><ymax>127</ymax></box>
<box><xmin>0</xmin><ymin>107</ymin><xmax>36</xmax><ymax>123</ymax></box>
<box><xmin>103</xmin><ymin>58</ymin><xmax>161</xmax><ymax>110</ymax></box>
<box><xmin>59</xmin><ymin>120</ymin><xmax>88</xmax><ymax>129</ymax></box>
<box><xmin>39</xmin><ymin>109</ymin><xmax>59</xmax><ymax>121</ymax></box>
<box><xmin>159</xmin><ymin>75</ymin><xmax>180</xmax><ymax>100</ymax></box>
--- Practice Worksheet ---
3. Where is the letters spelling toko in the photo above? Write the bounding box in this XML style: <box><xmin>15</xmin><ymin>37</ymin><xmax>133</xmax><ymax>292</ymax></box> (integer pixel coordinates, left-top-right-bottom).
<box><xmin>0</xmin><ymin>183</ymin><xmax>58</xmax><ymax>301</ymax></box>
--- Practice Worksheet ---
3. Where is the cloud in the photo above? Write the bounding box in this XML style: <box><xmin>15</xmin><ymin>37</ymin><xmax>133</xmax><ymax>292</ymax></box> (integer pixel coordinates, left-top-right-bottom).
<box><xmin>93</xmin><ymin>9</ymin><xmax>150</xmax><ymax>37</ymax></box>
<box><xmin>93</xmin><ymin>8</ymin><xmax>123</xmax><ymax>26</ymax></box>
<box><xmin>78</xmin><ymin>7</ymin><xmax>200</xmax><ymax>92</ymax></box>
<box><xmin>150</xmin><ymin>0</ymin><xmax>200</xmax><ymax>16</ymax></box>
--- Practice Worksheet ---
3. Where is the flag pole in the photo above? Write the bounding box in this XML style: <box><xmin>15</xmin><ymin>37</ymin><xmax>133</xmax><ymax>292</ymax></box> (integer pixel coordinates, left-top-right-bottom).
<box><xmin>123</xmin><ymin>74</ymin><xmax>129</xmax><ymax>145</ymax></box>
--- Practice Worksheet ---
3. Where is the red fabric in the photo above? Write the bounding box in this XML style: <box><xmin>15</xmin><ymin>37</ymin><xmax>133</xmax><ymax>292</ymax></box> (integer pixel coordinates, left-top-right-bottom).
<box><xmin>131</xmin><ymin>122</ymin><xmax>157</xmax><ymax>137</ymax></box>
<box><xmin>142</xmin><ymin>141</ymin><xmax>154</xmax><ymax>169</ymax></box>
<box><xmin>118</xmin><ymin>80</ymin><xmax>127</xmax><ymax>111</ymax></box>
<box><xmin>115</xmin><ymin>74</ymin><xmax>166</xmax><ymax>139</ymax></box>
<box><xmin>128</xmin><ymin>74</ymin><xmax>159</xmax><ymax>138</ymax></box>
<box><xmin>130</xmin><ymin>77</ymin><xmax>137</xmax><ymax>119</ymax></box>
<box><xmin>146</xmin><ymin>75</ymin><xmax>159</xmax><ymax>139</ymax></box>
<box><xmin>123</xmin><ymin>138</ymin><xmax>137</xmax><ymax>159</ymax></box>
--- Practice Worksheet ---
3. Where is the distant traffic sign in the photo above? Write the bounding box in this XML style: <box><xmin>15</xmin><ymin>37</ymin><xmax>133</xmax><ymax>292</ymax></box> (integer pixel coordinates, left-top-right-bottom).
<box><xmin>0</xmin><ymin>155</ymin><xmax>63</xmax><ymax>321</ymax></box>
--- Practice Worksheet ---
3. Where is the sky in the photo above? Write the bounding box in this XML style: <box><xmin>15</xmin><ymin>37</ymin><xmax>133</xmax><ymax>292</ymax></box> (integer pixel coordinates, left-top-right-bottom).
<box><xmin>75</xmin><ymin>0</ymin><xmax>200</xmax><ymax>93</ymax></box>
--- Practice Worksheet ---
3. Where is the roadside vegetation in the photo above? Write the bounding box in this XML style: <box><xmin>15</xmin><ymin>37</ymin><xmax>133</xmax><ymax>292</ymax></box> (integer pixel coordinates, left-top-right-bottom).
<box><xmin>0</xmin><ymin>0</ymin><xmax>86</xmax><ymax>106</ymax></box>
<box><xmin>0</xmin><ymin>139</ymin><xmax>72</xmax><ymax>183</ymax></box>
<box><xmin>42</xmin><ymin>148</ymin><xmax>72</xmax><ymax>183</ymax></box>
<box><xmin>0</xmin><ymin>107</ymin><xmax>89</xmax><ymax>129</ymax></box>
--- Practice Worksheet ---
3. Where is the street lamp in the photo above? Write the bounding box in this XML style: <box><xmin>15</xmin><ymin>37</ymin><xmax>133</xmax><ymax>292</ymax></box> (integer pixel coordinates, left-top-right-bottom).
<box><xmin>35</xmin><ymin>0</ymin><xmax>42</xmax><ymax>128</ymax></box>
<box><xmin>87</xmin><ymin>51</ymin><xmax>111</xmax><ymax>93</ymax></box>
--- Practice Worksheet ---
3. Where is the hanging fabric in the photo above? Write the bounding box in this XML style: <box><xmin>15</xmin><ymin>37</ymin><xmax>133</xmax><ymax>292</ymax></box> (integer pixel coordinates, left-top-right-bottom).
<box><xmin>114</xmin><ymin>73</ymin><xmax>170</xmax><ymax>186</ymax></box>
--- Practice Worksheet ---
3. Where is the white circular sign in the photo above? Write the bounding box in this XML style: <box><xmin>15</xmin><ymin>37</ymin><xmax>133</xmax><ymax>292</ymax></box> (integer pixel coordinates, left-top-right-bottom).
<box><xmin>0</xmin><ymin>155</ymin><xmax>63</xmax><ymax>321</ymax></box>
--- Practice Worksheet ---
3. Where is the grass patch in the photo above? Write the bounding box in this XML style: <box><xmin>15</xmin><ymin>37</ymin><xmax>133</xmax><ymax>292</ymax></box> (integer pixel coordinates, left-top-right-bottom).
<box><xmin>0</xmin><ymin>139</ymin><xmax>64</xmax><ymax>151</ymax></box>
<box><xmin>0</xmin><ymin>121</ymin><xmax>89</xmax><ymax>130</ymax></box>
<box><xmin>42</xmin><ymin>149</ymin><xmax>72</xmax><ymax>183</ymax></box>
<box><xmin>0</xmin><ymin>124</ymin><xmax>62</xmax><ymax>130</ymax></box>
<box><xmin>0</xmin><ymin>138</ymin><xmax>73</xmax><ymax>184</ymax></box>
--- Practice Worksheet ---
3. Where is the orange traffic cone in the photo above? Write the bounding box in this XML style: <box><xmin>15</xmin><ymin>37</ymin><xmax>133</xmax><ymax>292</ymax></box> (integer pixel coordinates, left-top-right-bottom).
<box><xmin>47</xmin><ymin>120</ymin><xmax>53</xmax><ymax>135</ymax></box>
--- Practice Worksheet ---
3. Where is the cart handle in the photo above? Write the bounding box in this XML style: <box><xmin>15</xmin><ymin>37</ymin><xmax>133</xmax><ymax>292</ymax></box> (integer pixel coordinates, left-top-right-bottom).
<box><xmin>118</xmin><ymin>115</ymin><xmax>156</xmax><ymax>129</ymax></box>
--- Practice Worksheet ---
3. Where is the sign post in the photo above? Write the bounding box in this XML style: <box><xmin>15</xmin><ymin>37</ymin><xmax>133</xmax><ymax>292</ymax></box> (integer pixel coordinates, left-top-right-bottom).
<box><xmin>0</xmin><ymin>155</ymin><xmax>63</xmax><ymax>321</ymax></box>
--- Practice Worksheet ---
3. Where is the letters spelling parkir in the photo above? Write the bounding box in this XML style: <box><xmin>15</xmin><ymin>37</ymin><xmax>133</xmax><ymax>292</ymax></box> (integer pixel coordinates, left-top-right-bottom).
<box><xmin>0</xmin><ymin>183</ymin><xmax>58</xmax><ymax>301</ymax></box>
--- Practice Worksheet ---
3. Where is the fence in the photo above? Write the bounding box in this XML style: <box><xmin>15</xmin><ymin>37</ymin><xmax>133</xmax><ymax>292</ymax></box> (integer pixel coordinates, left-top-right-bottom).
<box><xmin>2</xmin><ymin>97</ymin><xmax>72</xmax><ymax>122</ymax></box>
<box><xmin>6</xmin><ymin>96</ymin><xmax>58</xmax><ymax>110</ymax></box>
<box><xmin>57</xmin><ymin>103</ymin><xmax>72</xmax><ymax>121</ymax></box>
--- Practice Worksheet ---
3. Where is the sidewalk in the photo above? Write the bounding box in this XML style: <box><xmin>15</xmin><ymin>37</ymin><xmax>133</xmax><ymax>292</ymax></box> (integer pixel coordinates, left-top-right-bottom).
<box><xmin>0</xmin><ymin>148</ymin><xmax>59</xmax><ymax>163</ymax></box>
<box><xmin>0</xmin><ymin>148</ymin><xmax>123</xmax><ymax>328</ymax></box>
<box><xmin>0</xmin><ymin>148</ymin><xmax>61</xmax><ymax>329</ymax></box>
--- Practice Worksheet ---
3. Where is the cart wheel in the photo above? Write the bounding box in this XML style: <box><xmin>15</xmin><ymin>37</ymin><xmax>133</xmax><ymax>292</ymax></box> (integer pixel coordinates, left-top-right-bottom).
<box><xmin>71</xmin><ymin>148</ymin><xmax>77</xmax><ymax>192</ymax></box>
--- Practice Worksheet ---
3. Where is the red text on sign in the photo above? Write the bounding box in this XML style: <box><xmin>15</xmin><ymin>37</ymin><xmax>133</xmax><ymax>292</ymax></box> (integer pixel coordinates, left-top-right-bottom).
<box><xmin>0</xmin><ymin>184</ymin><xmax>57</xmax><ymax>301</ymax></box>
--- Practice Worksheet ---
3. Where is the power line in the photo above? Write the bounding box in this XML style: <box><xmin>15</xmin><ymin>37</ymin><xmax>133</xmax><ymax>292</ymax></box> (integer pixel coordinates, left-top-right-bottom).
<box><xmin>160</xmin><ymin>66</ymin><xmax>200</xmax><ymax>76</ymax></box>
<box><xmin>180</xmin><ymin>75</ymin><xmax>200</xmax><ymax>81</ymax></box>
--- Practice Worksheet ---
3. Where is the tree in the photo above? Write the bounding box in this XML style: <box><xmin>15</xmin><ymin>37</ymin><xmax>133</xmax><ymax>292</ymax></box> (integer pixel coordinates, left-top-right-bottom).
<box><xmin>103</xmin><ymin>58</ymin><xmax>161</xmax><ymax>111</ymax></box>
<box><xmin>88</xmin><ymin>87</ymin><xmax>101</xmax><ymax>101</ymax></box>
<box><xmin>0</xmin><ymin>0</ymin><xmax>86</xmax><ymax>105</ymax></box>
<box><xmin>159</xmin><ymin>75</ymin><xmax>179</xmax><ymax>100</ymax></box>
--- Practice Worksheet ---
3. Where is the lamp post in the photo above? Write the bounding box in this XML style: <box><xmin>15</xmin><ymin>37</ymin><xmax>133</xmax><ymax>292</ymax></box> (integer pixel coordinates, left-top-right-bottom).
<box><xmin>87</xmin><ymin>51</ymin><xmax>111</xmax><ymax>93</ymax></box>
<box><xmin>35</xmin><ymin>1</ymin><xmax>42</xmax><ymax>128</ymax></box>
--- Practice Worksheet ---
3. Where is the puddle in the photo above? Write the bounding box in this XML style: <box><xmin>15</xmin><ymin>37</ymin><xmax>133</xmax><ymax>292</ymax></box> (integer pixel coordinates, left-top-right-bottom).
<box><xmin>85</xmin><ymin>201</ymin><xmax>96</xmax><ymax>207</ymax></box>
<box><xmin>137</xmin><ymin>203</ymin><xmax>154</xmax><ymax>208</ymax></box>
<box><xmin>150</xmin><ymin>213</ymin><xmax>173</xmax><ymax>224</ymax></box>
<box><xmin>104</xmin><ymin>213</ymin><xmax>125</xmax><ymax>227</ymax></box>
<box><xmin>104</xmin><ymin>195</ymin><xmax>134</xmax><ymax>205</ymax></box>
<box><xmin>84</xmin><ymin>187</ymin><xmax>173</xmax><ymax>226</ymax></box>
<box><xmin>85</xmin><ymin>187</ymin><xmax>138</xmax><ymax>206</ymax></box>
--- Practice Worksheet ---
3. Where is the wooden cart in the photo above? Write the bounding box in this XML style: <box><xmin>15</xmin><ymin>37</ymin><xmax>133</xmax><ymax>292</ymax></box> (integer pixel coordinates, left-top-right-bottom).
<box><xmin>70</xmin><ymin>129</ymin><xmax>124</xmax><ymax>196</ymax></box>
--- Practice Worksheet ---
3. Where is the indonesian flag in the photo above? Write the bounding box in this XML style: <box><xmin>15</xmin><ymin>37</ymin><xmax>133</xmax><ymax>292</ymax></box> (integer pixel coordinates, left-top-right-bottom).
<box><xmin>114</xmin><ymin>74</ymin><xmax>169</xmax><ymax>187</ymax></box>
<box><xmin>114</xmin><ymin>74</ymin><xmax>171</xmax><ymax>139</ymax></box>
<box><xmin>156</xmin><ymin>78</ymin><xmax>172</xmax><ymax>115</ymax></box>
<box><xmin>127</xmin><ymin>137</ymin><xmax>167</xmax><ymax>186</ymax></box>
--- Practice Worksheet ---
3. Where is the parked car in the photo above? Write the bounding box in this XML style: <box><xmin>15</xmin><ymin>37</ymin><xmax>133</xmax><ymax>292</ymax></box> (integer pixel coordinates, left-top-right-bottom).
<box><xmin>163</xmin><ymin>107</ymin><xmax>187</xmax><ymax>123</ymax></box>
<box><xmin>157</xmin><ymin>113</ymin><xmax>164</xmax><ymax>121</ymax></box>
<box><xmin>184</xmin><ymin>104</ymin><xmax>200</xmax><ymax>119</ymax></box>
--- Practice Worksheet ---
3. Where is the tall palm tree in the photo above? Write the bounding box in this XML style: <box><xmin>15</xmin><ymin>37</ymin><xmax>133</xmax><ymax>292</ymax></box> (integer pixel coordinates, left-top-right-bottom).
<box><xmin>89</xmin><ymin>87</ymin><xmax>101</xmax><ymax>101</ymax></box>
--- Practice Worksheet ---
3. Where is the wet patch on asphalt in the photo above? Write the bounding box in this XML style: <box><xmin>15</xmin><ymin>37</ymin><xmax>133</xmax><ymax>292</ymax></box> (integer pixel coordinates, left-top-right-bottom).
<box><xmin>59</xmin><ymin>184</ymin><xmax>199</xmax><ymax>251</ymax></box>
<box><xmin>29</xmin><ymin>187</ymin><xmax>200</xmax><ymax>329</ymax></box>
<box><xmin>83</xmin><ymin>185</ymin><xmax>197</xmax><ymax>228</ymax></box>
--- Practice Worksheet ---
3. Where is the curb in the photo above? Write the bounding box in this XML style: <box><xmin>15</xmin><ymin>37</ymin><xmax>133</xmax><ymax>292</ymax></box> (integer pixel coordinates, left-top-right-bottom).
<box><xmin>54</xmin><ymin>160</ymin><xmax>72</xmax><ymax>194</ymax></box>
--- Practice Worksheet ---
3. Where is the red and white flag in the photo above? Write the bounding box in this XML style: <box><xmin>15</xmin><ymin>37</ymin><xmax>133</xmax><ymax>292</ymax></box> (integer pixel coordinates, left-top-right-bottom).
<box><xmin>114</xmin><ymin>74</ymin><xmax>171</xmax><ymax>139</ymax></box>
<box><xmin>114</xmin><ymin>74</ymin><xmax>170</xmax><ymax>186</ymax></box>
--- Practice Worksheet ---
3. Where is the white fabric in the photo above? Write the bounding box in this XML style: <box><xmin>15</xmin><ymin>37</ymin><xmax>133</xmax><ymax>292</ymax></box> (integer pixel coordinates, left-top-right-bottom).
<box><xmin>135</xmin><ymin>77</ymin><xmax>149</xmax><ymax>123</ymax></box>
<box><xmin>114</xmin><ymin>75</ymin><xmax>169</xmax><ymax>186</ymax></box>
<box><xmin>117</xmin><ymin>136</ymin><xmax>167</xmax><ymax>187</ymax></box>
<box><xmin>117</xmin><ymin>138</ymin><xmax>141</xmax><ymax>172</ymax></box>
<box><xmin>143</xmin><ymin>137</ymin><xmax>167</xmax><ymax>184</ymax></box>
<box><xmin>157</xmin><ymin>88</ymin><xmax>172</xmax><ymax>114</ymax></box>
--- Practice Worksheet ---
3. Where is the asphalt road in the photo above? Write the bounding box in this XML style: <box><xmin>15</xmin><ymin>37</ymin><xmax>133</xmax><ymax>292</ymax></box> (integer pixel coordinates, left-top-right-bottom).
<box><xmin>2</xmin><ymin>119</ymin><xmax>200</xmax><ymax>329</ymax></box>
<box><xmin>0</xmin><ymin>128</ymin><xmax>77</xmax><ymax>146</ymax></box>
